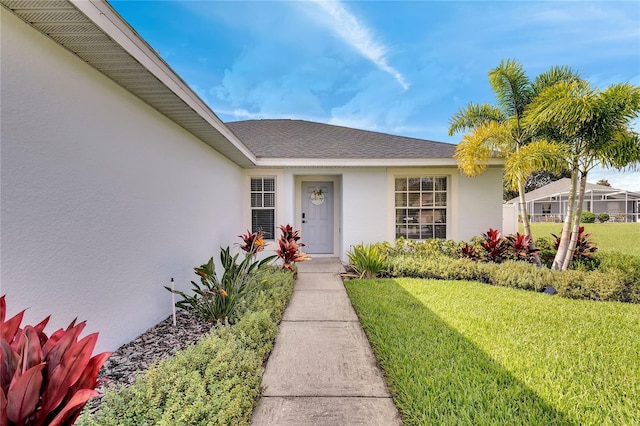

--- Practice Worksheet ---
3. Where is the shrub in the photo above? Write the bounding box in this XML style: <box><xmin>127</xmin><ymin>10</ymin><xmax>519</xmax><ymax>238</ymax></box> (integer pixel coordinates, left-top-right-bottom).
<box><xmin>407</xmin><ymin>238</ymin><xmax>462</xmax><ymax>258</ymax></box>
<box><xmin>0</xmin><ymin>295</ymin><xmax>110</xmax><ymax>426</ymax></box>
<box><xmin>597</xmin><ymin>252</ymin><xmax>640</xmax><ymax>283</ymax></box>
<box><xmin>581</xmin><ymin>211</ymin><xmax>596</xmax><ymax>223</ymax></box>
<box><xmin>80</xmin><ymin>269</ymin><xmax>295</xmax><ymax>425</ymax></box>
<box><xmin>486</xmin><ymin>261</ymin><xmax>553</xmax><ymax>292</ymax></box>
<box><xmin>372</xmin><ymin>240</ymin><xmax>405</xmax><ymax>257</ymax></box>
<box><xmin>552</xmin><ymin>270</ymin><xmax>639</xmax><ymax>303</ymax></box>
<box><xmin>597</xmin><ymin>212</ymin><xmax>610</xmax><ymax>223</ymax></box>
<box><xmin>388</xmin><ymin>254</ymin><xmax>490</xmax><ymax>283</ymax></box>
<box><xmin>346</xmin><ymin>243</ymin><xmax>387</xmax><ymax>279</ymax></box>
<box><xmin>387</xmin><ymin>254</ymin><xmax>640</xmax><ymax>304</ymax></box>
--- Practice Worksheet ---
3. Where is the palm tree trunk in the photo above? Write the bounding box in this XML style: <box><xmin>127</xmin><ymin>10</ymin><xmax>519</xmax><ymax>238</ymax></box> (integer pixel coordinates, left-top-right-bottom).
<box><xmin>553</xmin><ymin>168</ymin><xmax>578</xmax><ymax>270</ymax></box>
<box><xmin>517</xmin><ymin>177</ymin><xmax>542</xmax><ymax>267</ymax></box>
<box><xmin>562</xmin><ymin>173</ymin><xmax>588</xmax><ymax>270</ymax></box>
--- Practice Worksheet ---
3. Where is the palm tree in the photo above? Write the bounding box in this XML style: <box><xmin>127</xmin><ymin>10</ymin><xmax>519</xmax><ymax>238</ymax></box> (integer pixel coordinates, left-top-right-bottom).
<box><xmin>449</xmin><ymin>59</ymin><xmax>575</xmax><ymax>265</ymax></box>
<box><xmin>524</xmin><ymin>80</ymin><xmax>640</xmax><ymax>270</ymax></box>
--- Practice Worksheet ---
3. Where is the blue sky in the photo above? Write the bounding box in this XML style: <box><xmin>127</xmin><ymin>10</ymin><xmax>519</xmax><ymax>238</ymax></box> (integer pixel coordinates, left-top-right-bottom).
<box><xmin>110</xmin><ymin>0</ymin><xmax>640</xmax><ymax>191</ymax></box>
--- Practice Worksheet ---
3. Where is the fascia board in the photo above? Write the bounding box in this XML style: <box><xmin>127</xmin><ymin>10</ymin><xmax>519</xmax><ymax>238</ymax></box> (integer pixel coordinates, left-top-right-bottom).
<box><xmin>253</xmin><ymin>157</ymin><xmax>504</xmax><ymax>168</ymax></box>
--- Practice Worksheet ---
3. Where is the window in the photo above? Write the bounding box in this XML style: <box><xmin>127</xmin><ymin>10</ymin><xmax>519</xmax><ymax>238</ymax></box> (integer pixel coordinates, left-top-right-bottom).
<box><xmin>395</xmin><ymin>176</ymin><xmax>447</xmax><ymax>239</ymax></box>
<box><xmin>542</xmin><ymin>203</ymin><xmax>552</xmax><ymax>214</ymax></box>
<box><xmin>250</xmin><ymin>177</ymin><xmax>275</xmax><ymax>239</ymax></box>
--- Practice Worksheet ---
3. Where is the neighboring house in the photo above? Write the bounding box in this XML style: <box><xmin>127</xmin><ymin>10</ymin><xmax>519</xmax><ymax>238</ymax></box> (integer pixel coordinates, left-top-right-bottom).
<box><xmin>507</xmin><ymin>178</ymin><xmax>640</xmax><ymax>223</ymax></box>
<box><xmin>1</xmin><ymin>0</ymin><xmax>502</xmax><ymax>352</ymax></box>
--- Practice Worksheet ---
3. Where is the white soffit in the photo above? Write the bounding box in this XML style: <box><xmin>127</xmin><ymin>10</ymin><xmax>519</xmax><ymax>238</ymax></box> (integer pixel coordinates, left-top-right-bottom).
<box><xmin>1</xmin><ymin>0</ymin><xmax>256</xmax><ymax>167</ymax></box>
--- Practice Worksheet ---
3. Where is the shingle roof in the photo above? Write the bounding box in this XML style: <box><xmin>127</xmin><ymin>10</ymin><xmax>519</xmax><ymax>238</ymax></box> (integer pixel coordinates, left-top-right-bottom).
<box><xmin>226</xmin><ymin>119</ymin><xmax>456</xmax><ymax>159</ymax></box>
<box><xmin>508</xmin><ymin>177</ymin><xmax>640</xmax><ymax>203</ymax></box>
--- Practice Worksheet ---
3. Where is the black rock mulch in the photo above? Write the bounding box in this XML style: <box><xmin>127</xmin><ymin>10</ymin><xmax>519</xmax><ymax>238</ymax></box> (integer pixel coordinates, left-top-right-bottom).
<box><xmin>86</xmin><ymin>310</ymin><xmax>212</xmax><ymax>414</ymax></box>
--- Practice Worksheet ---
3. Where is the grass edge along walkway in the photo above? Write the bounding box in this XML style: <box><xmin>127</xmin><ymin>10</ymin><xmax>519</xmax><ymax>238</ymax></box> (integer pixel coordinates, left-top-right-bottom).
<box><xmin>345</xmin><ymin>278</ymin><xmax>640</xmax><ymax>426</ymax></box>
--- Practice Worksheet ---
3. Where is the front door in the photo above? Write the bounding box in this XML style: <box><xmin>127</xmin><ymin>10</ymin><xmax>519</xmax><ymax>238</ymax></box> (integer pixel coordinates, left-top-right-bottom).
<box><xmin>302</xmin><ymin>181</ymin><xmax>334</xmax><ymax>254</ymax></box>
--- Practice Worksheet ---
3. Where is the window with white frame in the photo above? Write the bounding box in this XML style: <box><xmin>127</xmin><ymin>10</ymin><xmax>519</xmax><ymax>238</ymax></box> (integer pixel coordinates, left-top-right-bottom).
<box><xmin>250</xmin><ymin>177</ymin><xmax>275</xmax><ymax>239</ymax></box>
<box><xmin>395</xmin><ymin>176</ymin><xmax>447</xmax><ymax>239</ymax></box>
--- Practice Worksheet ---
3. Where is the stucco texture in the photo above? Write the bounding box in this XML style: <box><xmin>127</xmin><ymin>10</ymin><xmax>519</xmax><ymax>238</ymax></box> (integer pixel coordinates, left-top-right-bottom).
<box><xmin>1</xmin><ymin>10</ymin><xmax>243</xmax><ymax>352</ymax></box>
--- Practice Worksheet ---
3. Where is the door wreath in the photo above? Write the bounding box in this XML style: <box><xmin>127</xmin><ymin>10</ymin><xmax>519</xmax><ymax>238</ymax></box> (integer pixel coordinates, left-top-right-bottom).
<box><xmin>311</xmin><ymin>189</ymin><xmax>325</xmax><ymax>205</ymax></box>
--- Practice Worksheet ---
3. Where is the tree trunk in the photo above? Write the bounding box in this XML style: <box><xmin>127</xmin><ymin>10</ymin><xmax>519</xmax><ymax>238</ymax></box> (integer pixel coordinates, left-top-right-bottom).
<box><xmin>562</xmin><ymin>173</ymin><xmax>588</xmax><ymax>270</ymax></box>
<box><xmin>517</xmin><ymin>177</ymin><xmax>542</xmax><ymax>267</ymax></box>
<box><xmin>552</xmin><ymin>168</ymin><xmax>578</xmax><ymax>270</ymax></box>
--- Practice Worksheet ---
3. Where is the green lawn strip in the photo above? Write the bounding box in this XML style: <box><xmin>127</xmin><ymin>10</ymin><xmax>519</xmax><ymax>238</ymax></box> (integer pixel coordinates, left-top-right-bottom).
<box><xmin>346</xmin><ymin>278</ymin><xmax>640</xmax><ymax>426</ymax></box>
<box><xmin>78</xmin><ymin>268</ymin><xmax>295</xmax><ymax>426</ymax></box>
<box><xmin>522</xmin><ymin>223</ymin><xmax>640</xmax><ymax>256</ymax></box>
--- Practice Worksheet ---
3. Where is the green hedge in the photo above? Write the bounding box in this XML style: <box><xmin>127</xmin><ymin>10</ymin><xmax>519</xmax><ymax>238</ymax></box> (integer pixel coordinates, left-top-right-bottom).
<box><xmin>78</xmin><ymin>268</ymin><xmax>295</xmax><ymax>426</ymax></box>
<box><xmin>581</xmin><ymin>211</ymin><xmax>596</xmax><ymax>223</ymax></box>
<box><xmin>387</xmin><ymin>254</ymin><xmax>639</xmax><ymax>304</ymax></box>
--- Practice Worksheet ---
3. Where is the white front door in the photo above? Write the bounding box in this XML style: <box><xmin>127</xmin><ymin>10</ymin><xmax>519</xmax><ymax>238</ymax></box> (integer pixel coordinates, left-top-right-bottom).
<box><xmin>302</xmin><ymin>181</ymin><xmax>334</xmax><ymax>254</ymax></box>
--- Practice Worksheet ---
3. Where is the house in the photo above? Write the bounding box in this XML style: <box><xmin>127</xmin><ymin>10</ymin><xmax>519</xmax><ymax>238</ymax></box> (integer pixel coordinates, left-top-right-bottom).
<box><xmin>1</xmin><ymin>0</ymin><xmax>503</xmax><ymax>352</ymax></box>
<box><xmin>507</xmin><ymin>178</ymin><xmax>640</xmax><ymax>223</ymax></box>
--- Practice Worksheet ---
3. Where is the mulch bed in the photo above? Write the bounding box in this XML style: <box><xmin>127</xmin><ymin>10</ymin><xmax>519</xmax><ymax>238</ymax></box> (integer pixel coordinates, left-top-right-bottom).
<box><xmin>86</xmin><ymin>310</ymin><xmax>212</xmax><ymax>413</ymax></box>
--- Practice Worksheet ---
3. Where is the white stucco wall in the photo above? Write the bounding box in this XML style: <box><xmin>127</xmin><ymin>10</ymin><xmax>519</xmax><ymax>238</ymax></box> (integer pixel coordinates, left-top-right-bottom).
<box><xmin>265</xmin><ymin>166</ymin><xmax>503</xmax><ymax>261</ymax></box>
<box><xmin>271</xmin><ymin>168</ymin><xmax>388</xmax><ymax>261</ymax></box>
<box><xmin>1</xmin><ymin>11</ymin><xmax>244</xmax><ymax>352</ymax></box>
<box><xmin>341</xmin><ymin>169</ymin><xmax>388</xmax><ymax>259</ymax></box>
<box><xmin>455</xmin><ymin>167</ymin><xmax>504</xmax><ymax>240</ymax></box>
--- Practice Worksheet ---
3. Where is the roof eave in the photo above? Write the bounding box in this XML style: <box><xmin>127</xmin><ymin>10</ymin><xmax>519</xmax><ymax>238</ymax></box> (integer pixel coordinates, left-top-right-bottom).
<box><xmin>70</xmin><ymin>0</ymin><xmax>257</xmax><ymax>166</ymax></box>
<box><xmin>2</xmin><ymin>0</ymin><xmax>256</xmax><ymax>167</ymax></box>
<box><xmin>252</xmin><ymin>158</ymin><xmax>503</xmax><ymax>168</ymax></box>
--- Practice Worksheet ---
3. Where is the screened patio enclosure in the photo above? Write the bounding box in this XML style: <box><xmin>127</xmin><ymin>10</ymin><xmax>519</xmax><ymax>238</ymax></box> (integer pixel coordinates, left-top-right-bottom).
<box><xmin>509</xmin><ymin>178</ymin><xmax>640</xmax><ymax>223</ymax></box>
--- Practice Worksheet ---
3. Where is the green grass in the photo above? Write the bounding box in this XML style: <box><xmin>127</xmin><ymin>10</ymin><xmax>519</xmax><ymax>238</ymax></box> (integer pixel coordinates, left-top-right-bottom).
<box><xmin>521</xmin><ymin>222</ymin><xmax>640</xmax><ymax>256</ymax></box>
<box><xmin>345</xmin><ymin>278</ymin><xmax>640</xmax><ymax>426</ymax></box>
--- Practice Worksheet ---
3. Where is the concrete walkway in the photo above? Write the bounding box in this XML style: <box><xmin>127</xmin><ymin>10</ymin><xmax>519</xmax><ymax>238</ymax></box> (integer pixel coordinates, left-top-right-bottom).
<box><xmin>252</xmin><ymin>258</ymin><xmax>402</xmax><ymax>425</ymax></box>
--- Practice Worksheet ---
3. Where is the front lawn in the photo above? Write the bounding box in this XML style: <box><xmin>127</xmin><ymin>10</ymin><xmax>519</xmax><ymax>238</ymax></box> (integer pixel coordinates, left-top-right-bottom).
<box><xmin>346</xmin><ymin>278</ymin><xmax>640</xmax><ymax>425</ymax></box>
<box><xmin>524</xmin><ymin>222</ymin><xmax>640</xmax><ymax>257</ymax></box>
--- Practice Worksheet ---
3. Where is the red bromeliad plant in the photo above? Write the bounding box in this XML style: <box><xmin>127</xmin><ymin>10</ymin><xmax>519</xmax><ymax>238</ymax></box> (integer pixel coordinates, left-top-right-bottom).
<box><xmin>480</xmin><ymin>228</ymin><xmax>509</xmax><ymax>263</ymax></box>
<box><xmin>505</xmin><ymin>232</ymin><xmax>539</xmax><ymax>262</ymax></box>
<box><xmin>0</xmin><ymin>295</ymin><xmax>111</xmax><ymax>426</ymax></box>
<box><xmin>551</xmin><ymin>226</ymin><xmax>597</xmax><ymax>262</ymax></box>
<box><xmin>275</xmin><ymin>225</ymin><xmax>310</xmax><ymax>271</ymax></box>
<box><xmin>238</xmin><ymin>230</ymin><xmax>266</xmax><ymax>255</ymax></box>
<box><xmin>278</xmin><ymin>224</ymin><xmax>302</xmax><ymax>245</ymax></box>
<box><xmin>459</xmin><ymin>243</ymin><xmax>481</xmax><ymax>261</ymax></box>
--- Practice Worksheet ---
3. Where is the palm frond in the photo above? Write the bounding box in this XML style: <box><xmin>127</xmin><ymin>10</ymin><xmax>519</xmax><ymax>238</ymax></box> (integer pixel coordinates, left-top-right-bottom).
<box><xmin>532</xmin><ymin>65</ymin><xmax>581</xmax><ymax>97</ymax></box>
<box><xmin>488</xmin><ymin>59</ymin><xmax>533</xmax><ymax>119</ymax></box>
<box><xmin>504</xmin><ymin>140</ymin><xmax>567</xmax><ymax>189</ymax></box>
<box><xmin>599</xmin><ymin>83</ymin><xmax>640</xmax><ymax>123</ymax></box>
<box><xmin>597</xmin><ymin>130</ymin><xmax>640</xmax><ymax>170</ymax></box>
<box><xmin>448</xmin><ymin>103</ymin><xmax>504</xmax><ymax>136</ymax></box>
<box><xmin>524</xmin><ymin>80</ymin><xmax>595</xmax><ymax>137</ymax></box>
<box><xmin>454</xmin><ymin>121</ymin><xmax>510</xmax><ymax>177</ymax></box>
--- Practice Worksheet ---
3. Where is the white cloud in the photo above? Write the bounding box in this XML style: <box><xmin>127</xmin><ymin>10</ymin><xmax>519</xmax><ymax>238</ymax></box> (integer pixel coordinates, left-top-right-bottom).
<box><xmin>310</xmin><ymin>0</ymin><xmax>409</xmax><ymax>90</ymax></box>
